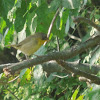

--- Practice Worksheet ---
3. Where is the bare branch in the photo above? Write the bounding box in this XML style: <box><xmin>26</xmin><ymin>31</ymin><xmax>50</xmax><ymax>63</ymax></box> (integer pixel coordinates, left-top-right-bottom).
<box><xmin>74</xmin><ymin>17</ymin><xmax>100</xmax><ymax>32</ymax></box>
<box><xmin>68</xmin><ymin>33</ymin><xmax>82</xmax><ymax>42</ymax></box>
<box><xmin>57</xmin><ymin>60</ymin><xmax>100</xmax><ymax>85</ymax></box>
<box><xmin>1</xmin><ymin>60</ymin><xmax>100</xmax><ymax>76</ymax></box>
<box><xmin>65</xmin><ymin>61</ymin><xmax>100</xmax><ymax>75</ymax></box>
<box><xmin>77</xmin><ymin>25</ymin><xmax>83</xmax><ymax>38</ymax></box>
<box><xmin>8</xmin><ymin>75</ymin><xmax>19</xmax><ymax>83</ymax></box>
<box><xmin>47</xmin><ymin>7</ymin><xmax>60</xmax><ymax>38</ymax></box>
<box><xmin>43</xmin><ymin>60</ymin><xmax>100</xmax><ymax>75</ymax></box>
<box><xmin>0</xmin><ymin>35</ymin><xmax>100</xmax><ymax>74</ymax></box>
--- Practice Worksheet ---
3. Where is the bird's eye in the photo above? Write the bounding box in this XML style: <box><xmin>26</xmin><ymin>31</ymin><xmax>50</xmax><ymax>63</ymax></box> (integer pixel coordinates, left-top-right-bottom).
<box><xmin>42</xmin><ymin>35</ymin><xmax>47</xmax><ymax>40</ymax></box>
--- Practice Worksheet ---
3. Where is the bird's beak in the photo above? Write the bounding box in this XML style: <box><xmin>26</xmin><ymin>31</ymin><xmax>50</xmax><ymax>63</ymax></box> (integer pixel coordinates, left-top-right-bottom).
<box><xmin>46</xmin><ymin>38</ymin><xmax>50</xmax><ymax>42</ymax></box>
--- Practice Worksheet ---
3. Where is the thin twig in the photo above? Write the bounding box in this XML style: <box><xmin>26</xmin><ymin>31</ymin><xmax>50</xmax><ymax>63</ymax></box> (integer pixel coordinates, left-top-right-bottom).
<box><xmin>8</xmin><ymin>75</ymin><xmax>19</xmax><ymax>83</ymax></box>
<box><xmin>53</xmin><ymin>74</ymin><xmax>68</xmax><ymax>78</ymax></box>
<box><xmin>68</xmin><ymin>33</ymin><xmax>82</xmax><ymax>42</ymax></box>
<box><xmin>77</xmin><ymin>25</ymin><xmax>83</xmax><ymax>38</ymax></box>
<box><xmin>56</xmin><ymin>36</ymin><xmax>60</xmax><ymax>51</ymax></box>
<box><xmin>47</xmin><ymin>7</ymin><xmax>60</xmax><ymax>38</ymax></box>
<box><xmin>67</xmin><ymin>23</ymin><xmax>80</xmax><ymax>42</ymax></box>
<box><xmin>6</xmin><ymin>88</ymin><xmax>19</xmax><ymax>100</ymax></box>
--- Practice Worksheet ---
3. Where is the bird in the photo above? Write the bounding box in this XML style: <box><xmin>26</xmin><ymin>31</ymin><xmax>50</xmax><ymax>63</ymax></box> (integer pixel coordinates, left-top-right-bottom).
<box><xmin>7</xmin><ymin>33</ymin><xmax>48</xmax><ymax>56</ymax></box>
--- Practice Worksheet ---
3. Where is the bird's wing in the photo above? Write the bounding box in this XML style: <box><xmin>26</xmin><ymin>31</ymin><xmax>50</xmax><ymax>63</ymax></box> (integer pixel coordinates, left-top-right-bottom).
<box><xmin>16</xmin><ymin>35</ymin><xmax>35</xmax><ymax>47</ymax></box>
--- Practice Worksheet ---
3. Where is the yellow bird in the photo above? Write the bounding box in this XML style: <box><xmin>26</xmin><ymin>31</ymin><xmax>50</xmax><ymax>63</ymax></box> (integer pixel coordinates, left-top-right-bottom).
<box><xmin>8</xmin><ymin>33</ymin><xmax>48</xmax><ymax>56</ymax></box>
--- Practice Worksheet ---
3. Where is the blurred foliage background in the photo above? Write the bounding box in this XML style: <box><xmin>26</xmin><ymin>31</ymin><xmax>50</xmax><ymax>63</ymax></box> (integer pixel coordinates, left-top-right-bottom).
<box><xmin>0</xmin><ymin>0</ymin><xmax>100</xmax><ymax>100</ymax></box>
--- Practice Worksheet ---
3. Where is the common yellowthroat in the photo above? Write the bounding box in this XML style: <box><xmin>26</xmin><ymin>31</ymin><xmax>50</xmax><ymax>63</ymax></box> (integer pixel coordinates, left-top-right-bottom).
<box><xmin>8</xmin><ymin>33</ymin><xmax>48</xmax><ymax>56</ymax></box>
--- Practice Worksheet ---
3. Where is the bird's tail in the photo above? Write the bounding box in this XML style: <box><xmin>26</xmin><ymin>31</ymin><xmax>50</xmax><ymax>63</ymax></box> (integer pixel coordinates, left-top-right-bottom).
<box><xmin>5</xmin><ymin>44</ymin><xmax>17</xmax><ymax>49</ymax></box>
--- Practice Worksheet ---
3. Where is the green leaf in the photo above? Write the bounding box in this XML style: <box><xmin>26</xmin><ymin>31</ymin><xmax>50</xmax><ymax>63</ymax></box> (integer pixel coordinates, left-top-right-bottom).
<box><xmin>24</xmin><ymin>68</ymin><xmax>31</xmax><ymax>81</ymax></box>
<box><xmin>56</xmin><ymin>8</ymin><xmax>65</xmax><ymax>30</ymax></box>
<box><xmin>52</xmin><ymin>8</ymin><xmax>69</xmax><ymax>39</ymax></box>
<box><xmin>33</xmin><ymin>65</ymin><xmax>46</xmax><ymax>86</ymax></box>
<box><xmin>82</xmin><ymin>33</ymin><xmax>90</xmax><ymax>42</ymax></box>
<box><xmin>0</xmin><ymin>0</ymin><xmax>15</xmax><ymax>17</ymax></box>
<box><xmin>14</xmin><ymin>13</ymin><xmax>26</xmax><ymax>32</ymax></box>
<box><xmin>90</xmin><ymin>46</ymin><xmax>100</xmax><ymax>65</ymax></box>
<box><xmin>14</xmin><ymin>0</ymin><xmax>27</xmax><ymax>32</ymax></box>
<box><xmin>65</xmin><ymin>16</ymin><xmax>70</xmax><ymax>34</ymax></box>
<box><xmin>19</xmin><ymin>68</ymin><xmax>32</xmax><ymax>85</ymax></box>
<box><xmin>49</xmin><ymin>0</ymin><xmax>62</xmax><ymax>11</ymax></box>
<box><xmin>71</xmin><ymin>87</ymin><xmax>79</xmax><ymax>100</ymax></box>
<box><xmin>36</xmin><ymin>2</ymin><xmax>50</xmax><ymax>33</ymax></box>
<box><xmin>56</xmin><ymin>16</ymin><xmax>61</xmax><ymax>30</ymax></box>
<box><xmin>19</xmin><ymin>68</ymin><xmax>27</xmax><ymax>78</ymax></box>
<box><xmin>27</xmin><ymin>12</ymin><xmax>37</xmax><ymax>34</ymax></box>
<box><xmin>46</xmin><ymin>72</ymin><xmax>57</xmax><ymax>82</ymax></box>
<box><xmin>0</xmin><ymin>73</ymin><xmax>3</xmax><ymax>79</ymax></box>
<box><xmin>58</xmin><ymin>96</ymin><xmax>65</xmax><ymax>100</ymax></box>
<box><xmin>76</xmin><ymin>95</ymin><xmax>84</xmax><ymax>100</ymax></box>
<box><xmin>62</xmin><ymin>0</ymin><xmax>81</xmax><ymax>9</ymax></box>
<box><xmin>4</xmin><ymin>25</ymin><xmax>14</xmax><ymax>45</ymax></box>
<box><xmin>95</xmin><ymin>14</ymin><xmax>100</xmax><ymax>19</ymax></box>
<box><xmin>31</xmin><ymin>0</ymin><xmax>38</xmax><ymax>4</ymax></box>
<box><xmin>0</xmin><ymin>0</ymin><xmax>15</xmax><ymax>26</ymax></box>
<box><xmin>34</xmin><ymin>45</ymin><xmax>47</xmax><ymax>56</ymax></box>
<box><xmin>15</xmin><ymin>0</ymin><xmax>22</xmax><ymax>8</ymax></box>
<box><xmin>0</xmin><ymin>17</ymin><xmax>6</xmax><ymax>33</ymax></box>
<box><xmin>84</xmin><ymin>84</ymin><xmax>100</xmax><ymax>100</ymax></box>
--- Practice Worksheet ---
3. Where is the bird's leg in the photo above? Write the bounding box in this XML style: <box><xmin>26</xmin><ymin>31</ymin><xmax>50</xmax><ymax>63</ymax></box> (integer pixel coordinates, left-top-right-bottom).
<box><xmin>33</xmin><ymin>54</ymin><xmax>40</xmax><ymax>57</ymax></box>
<box><xmin>32</xmin><ymin>54</ymin><xmax>44</xmax><ymax>59</ymax></box>
<box><xmin>25</xmin><ymin>55</ymin><xmax>30</xmax><ymax>60</ymax></box>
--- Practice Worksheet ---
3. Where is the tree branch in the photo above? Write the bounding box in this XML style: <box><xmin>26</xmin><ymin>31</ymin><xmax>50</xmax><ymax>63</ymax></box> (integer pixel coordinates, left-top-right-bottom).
<box><xmin>57</xmin><ymin>60</ymin><xmax>100</xmax><ymax>85</ymax></box>
<box><xmin>0</xmin><ymin>35</ymin><xmax>100</xmax><ymax>74</ymax></box>
<box><xmin>74</xmin><ymin>16</ymin><xmax>100</xmax><ymax>32</ymax></box>
<box><xmin>43</xmin><ymin>60</ymin><xmax>100</xmax><ymax>75</ymax></box>
<box><xmin>1</xmin><ymin>60</ymin><xmax>100</xmax><ymax>76</ymax></box>
<box><xmin>65</xmin><ymin>61</ymin><xmax>100</xmax><ymax>75</ymax></box>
